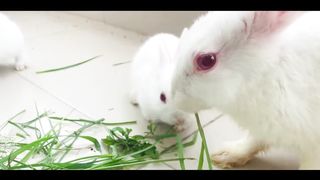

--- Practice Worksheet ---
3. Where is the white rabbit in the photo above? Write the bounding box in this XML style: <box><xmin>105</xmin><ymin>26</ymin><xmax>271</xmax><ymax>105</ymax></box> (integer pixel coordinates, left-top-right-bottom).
<box><xmin>0</xmin><ymin>12</ymin><xmax>27</xmax><ymax>71</ymax></box>
<box><xmin>130</xmin><ymin>33</ymin><xmax>191</xmax><ymax>132</ymax></box>
<box><xmin>170</xmin><ymin>11</ymin><xmax>320</xmax><ymax>169</ymax></box>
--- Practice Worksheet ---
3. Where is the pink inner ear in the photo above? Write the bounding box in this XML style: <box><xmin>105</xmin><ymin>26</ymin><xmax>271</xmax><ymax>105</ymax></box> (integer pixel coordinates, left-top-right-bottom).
<box><xmin>272</xmin><ymin>11</ymin><xmax>291</xmax><ymax>31</ymax></box>
<box><xmin>250</xmin><ymin>11</ymin><xmax>298</xmax><ymax>37</ymax></box>
<box><xmin>278</xmin><ymin>11</ymin><xmax>286</xmax><ymax>17</ymax></box>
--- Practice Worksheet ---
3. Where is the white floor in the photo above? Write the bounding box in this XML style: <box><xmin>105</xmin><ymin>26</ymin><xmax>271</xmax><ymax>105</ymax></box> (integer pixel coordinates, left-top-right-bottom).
<box><xmin>0</xmin><ymin>11</ymin><xmax>300</xmax><ymax>170</ymax></box>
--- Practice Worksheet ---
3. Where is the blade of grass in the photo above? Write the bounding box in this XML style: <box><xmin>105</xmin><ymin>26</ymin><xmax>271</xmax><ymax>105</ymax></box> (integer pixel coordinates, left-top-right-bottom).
<box><xmin>175</xmin><ymin>135</ymin><xmax>185</xmax><ymax>170</ymax></box>
<box><xmin>35</xmin><ymin>104</ymin><xmax>45</xmax><ymax>137</ymax></box>
<box><xmin>16</xmin><ymin>133</ymin><xmax>26</xmax><ymax>139</ymax></box>
<box><xmin>0</xmin><ymin>110</ymin><xmax>26</xmax><ymax>132</ymax></box>
<box><xmin>49</xmin><ymin>118</ymin><xmax>98</xmax><ymax>160</ymax></box>
<box><xmin>20</xmin><ymin>147</ymin><xmax>37</xmax><ymax>164</ymax></box>
<box><xmin>34</xmin><ymin>102</ymin><xmax>40</xmax><ymax>116</ymax></box>
<box><xmin>49</xmin><ymin>116</ymin><xmax>136</xmax><ymax>126</ymax></box>
<box><xmin>55</xmin><ymin>119</ymin><xmax>101</xmax><ymax>163</ymax></box>
<box><xmin>64</xmin><ymin>154</ymin><xmax>114</xmax><ymax>164</ymax></box>
<box><xmin>87</xmin><ymin>143</ymin><xmax>157</xmax><ymax>169</ymax></box>
<box><xmin>8</xmin><ymin>121</ymin><xmax>30</xmax><ymax>137</ymax></box>
<box><xmin>21</xmin><ymin>124</ymin><xmax>41</xmax><ymax>133</ymax></box>
<box><xmin>21</xmin><ymin>112</ymin><xmax>49</xmax><ymax>126</ymax></box>
<box><xmin>79</xmin><ymin>136</ymin><xmax>101</xmax><ymax>153</ymax></box>
<box><xmin>197</xmin><ymin>142</ymin><xmax>205</xmax><ymax>170</ymax></box>
<box><xmin>7</xmin><ymin>162</ymin><xmax>57</xmax><ymax>170</ymax></box>
<box><xmin>57</xmin><ymin>134</ymin><xmax>79</xmax><ymax>162</ymax></box>
<box><xmin>195</xmin><ymin>113</ymin><xmax>213</xmax><ymax>170</ymax></box>
<box><xmin>160</xmin><ymin>133</ymin><xmax>198</xmax><ymax>155</ymax></box>
<box><xmin>0</xmin><ymin>142</ymin><xmax>24</xmax><ymax>147</ymax></box>
<box><xmin>36</xmin><ymin>55</ymin><xmax>102</xmax><ymax>74</ymax></box>
<box><xmin>0</xmin><ymin>160</ymin><xmax>8</xmax><ymax>170</ymax></box>
<box><xmin>47</xmin><ymin>117</ymin><xmax>61</xmax><ymax>143</ymax></box>
<box><xmin>8</xmin><ymin>157</ymin><xmax>195</xmax><ymax>170</ymax></box>
<box><xmin>47</xmin><ymin>162</ymin><xmax>96</xmax><ymax>170</ymax></box>
<box><xmin>90</xmin><ymin>157</ymin><xmax>195</xmax><ymax>170</ymax></box>
<box><xmin>181</xmin><ymin>133</ymin><xmax>198</xmax><ymax>148</ymax></box>
<box><xmin>0</xmin><ymin>135</ymin><xmax>53</xmax><ymax>164</ymax></box>
<box><xmin>11</xmin><ymin>160</ymin><xmax>37</xmax><ymax>170</ymax></box>
<box><xmin>145</xmin><ymin>133</ymin><xmax>177</xmax><ymax>141</ymax></box>
<box><xmin>37</xmin><ymin>121</ymin><xmax>62</xmax><ymax>165</ymax></box>
<box><xmin>112</xmin><ymin>60</ymin><xmax>131</xmax><ymax>66</ymax></box>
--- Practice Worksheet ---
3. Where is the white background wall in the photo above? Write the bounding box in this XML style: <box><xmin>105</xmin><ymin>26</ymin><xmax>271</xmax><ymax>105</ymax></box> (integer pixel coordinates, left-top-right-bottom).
<box><xmin>67</xmin><ymin>11</ymin><xmax>207</xmax><ymax>36</ymax></box>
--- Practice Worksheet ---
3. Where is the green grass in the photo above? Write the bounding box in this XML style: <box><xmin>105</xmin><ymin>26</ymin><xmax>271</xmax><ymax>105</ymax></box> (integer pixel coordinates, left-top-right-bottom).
<box><xmin>0</xmin><ymin>110</ymin><xmax>26</xmax><ymax>132</ymax></box>
<box><xmin>160</xmin><ymin>133</ymin><xmax>198</xmax><ymax>155</ymax></box>
<box><xmin>195</xmin><ymin>113</ymin><xmax>213</xmax><ymax>170</ymax></box>
<box><xmin>197</xmin><ymin>142</ymin><xmax>205</xmax><ymax>170</ymax></box>
<box><xmin>49</xmin><ymin>116</ymin><xmax>136</xmax><ymax>126</ymax></box>
<box><xmin>36</xmin><ymin>55</ymin><xmax>102</xmax><ymax>74</ymax></box>
<box><xmin>0</xmin><ymin>110</ymin><xmax>200</xmax><ymax>170</ymax></box>
<box><xmin>175</xmin><ymin>135</ymin><xmax>185</xmax><ymax>170</ymax></box>
<box><xmin>0</xmin><ymin>135</ymin><xmax>54</xmax><ymax>165</ymax></box>
<box><xmin>0</xmin><ymin>109</ymin><xmax>214</xmax><ymax>170</ymax></box>
<box><xmin>79</xmin><ymin>136</ymin><xmax>101</xmax><ymax>153</ymax></box>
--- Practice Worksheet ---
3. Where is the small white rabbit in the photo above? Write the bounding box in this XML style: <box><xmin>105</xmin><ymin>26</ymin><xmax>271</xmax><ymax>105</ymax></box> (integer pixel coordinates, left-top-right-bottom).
<box><xmin>130</xmin><ymin>33</ymin><xmax>191</xmax><ymax>132</ymax></box>
<box><xmin>170</xmin><ymin>11</ymin><xmax>320</xmax><ymax>169</ymax></box>
<box><xmin>0</xmin><ymin>13</ymin><xmax>27</xmax><ymax>71</ymax></box>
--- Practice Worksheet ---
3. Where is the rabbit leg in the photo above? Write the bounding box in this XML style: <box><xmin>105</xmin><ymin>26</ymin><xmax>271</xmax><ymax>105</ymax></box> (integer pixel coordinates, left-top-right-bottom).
<box><xmin>211</xmin><ymin>134</ymin><xmax>267</xmax><ymax>169</ymax></box>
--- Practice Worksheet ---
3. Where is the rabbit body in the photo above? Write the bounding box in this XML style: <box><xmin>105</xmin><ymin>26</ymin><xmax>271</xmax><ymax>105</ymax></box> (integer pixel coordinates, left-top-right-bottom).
<box><xmin>171</xmin><ymin>11</ymin><xmax>320</xmax><ymax>169</ymax></box>
<box><xmin>0</xmin><ymin>13</ymin><xmax>27</xmax><ymax>70</ymax></box>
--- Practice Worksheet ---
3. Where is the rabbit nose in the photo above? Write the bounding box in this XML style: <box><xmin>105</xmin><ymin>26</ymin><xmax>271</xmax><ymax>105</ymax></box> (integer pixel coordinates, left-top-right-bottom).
<box><xmin>160</xmin><ymin>92</ymin><xmax>167</xmax><ymax>103</ymax></box>
<box><xmin>175</xmin><ymin>117</ymin><xmax>185</xmax><ymax>123</ymax></box>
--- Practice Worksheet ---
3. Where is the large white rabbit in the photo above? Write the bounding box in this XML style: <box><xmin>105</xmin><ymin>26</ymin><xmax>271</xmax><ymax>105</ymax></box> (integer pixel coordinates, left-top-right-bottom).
<box><xmin>170</xmin><ymin>11</ymin><xmax>320</xmax><ymax>169</ymax></box>
<box><xmin>0</xmin><ymin>12</ymin><xmax>27</xmax><ymax>70</ymax></box>
<box><xmin>130</xmin><ymin>33</ymin><xmax>191</xmax><ymax>132</ymax></box>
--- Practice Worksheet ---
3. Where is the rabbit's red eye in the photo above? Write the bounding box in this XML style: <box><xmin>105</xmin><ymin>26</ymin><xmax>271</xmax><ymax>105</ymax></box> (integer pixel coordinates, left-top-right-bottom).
<box><xmin>195</xmin><ymin>53</ymin><xmax>217</xmax><ymax>71</ymax></box>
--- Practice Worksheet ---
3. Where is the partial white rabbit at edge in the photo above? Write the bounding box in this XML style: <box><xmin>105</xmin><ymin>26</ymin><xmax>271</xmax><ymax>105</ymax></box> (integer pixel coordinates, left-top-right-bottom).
<box><xmin>130</xmin><ymin>33</ymin><xmax>192</xmax><ymax>132</ymax></box>
<box><xmin>0</xmin><ymin>13</ymin><xmax>28</xmax><ymax>71</ymax></box>
<box><xmin>171</xmin><ymin>11</ymin><xmax>320</xmax><ymax>169</ymax></box>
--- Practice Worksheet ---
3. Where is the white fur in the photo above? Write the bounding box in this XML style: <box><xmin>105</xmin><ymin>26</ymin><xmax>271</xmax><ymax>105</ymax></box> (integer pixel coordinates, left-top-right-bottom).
<box><xmin>171</xmin><ymin>11</ymin><xmax>320</xmax><ymax>169</ymax></box>
<box><xmin>0</xmin><ymin>13</ymin><xmax>27</xmax><ymax>71</ymax></box>
<box><xmin>130</xmin><ymin>33</ymin><xmax>191</xmax><ymax>131</ymax></box>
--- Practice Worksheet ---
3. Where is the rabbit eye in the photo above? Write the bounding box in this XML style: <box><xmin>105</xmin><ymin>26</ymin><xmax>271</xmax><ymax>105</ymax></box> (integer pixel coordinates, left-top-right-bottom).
<box><xmin>160</xmin><ymin>93</ymin><xmax>166</xmax><ymax>103</ymax></box>
<box><xmin>195</xmin><ymin>53</ymin><xmax>217</xmax><ymax>71</ymax></box>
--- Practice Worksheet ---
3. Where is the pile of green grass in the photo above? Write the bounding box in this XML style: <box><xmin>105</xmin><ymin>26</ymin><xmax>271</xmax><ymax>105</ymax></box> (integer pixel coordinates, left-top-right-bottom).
<box><xmin>0</xmin><ymin>110</ymin><xmax>212</xmax><ymax>170</ymax></box>
<box><xmin>0</xmin><ymin>110</ymin><xmax>213</xmax><ymax>170</ymax></box>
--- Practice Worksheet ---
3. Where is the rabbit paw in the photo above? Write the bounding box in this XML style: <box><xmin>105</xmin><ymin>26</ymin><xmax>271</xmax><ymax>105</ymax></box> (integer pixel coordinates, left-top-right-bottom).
<box><xmin>211</xmin><ymin>149</ymin><xmax>253</xmax><ymax>168</ymax></box>
<box><xmin>15</xmin><ymin>63</ymin><xmax>27</xmax><ymax>71</ymax></box>
<box><xmin>211</xmin><ymin>138</ymin><xmax>265</xmax><ymax>169</ymax></box>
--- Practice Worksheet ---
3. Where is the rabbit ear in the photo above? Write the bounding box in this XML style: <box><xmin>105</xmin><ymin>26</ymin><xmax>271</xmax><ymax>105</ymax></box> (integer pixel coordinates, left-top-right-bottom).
<box><xmin>248</xmin><ymin>11</ymin><xmax>303</xmax><ymax>37</ymax></box>
<box><xmin>180</xmin><ymin>28</ymin><xmax>189</xmax><ymax>39</ymax></box>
